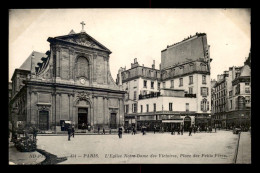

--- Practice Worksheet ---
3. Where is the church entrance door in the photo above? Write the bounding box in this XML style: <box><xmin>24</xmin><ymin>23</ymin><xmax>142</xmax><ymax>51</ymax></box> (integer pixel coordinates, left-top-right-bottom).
<box><xmin>110</xmin><ymin>113</ymin><xmax>117</xmax><ymax>129</ymax></box>
<box><xmin>78</xmin><ymin>108</ymin><xmax>88</xmax><ymax>129</ymax></box>
<box><xmin>39</xmin><ymin>110</ymin><xmax>49</xmax><ymax>130</ymax></box>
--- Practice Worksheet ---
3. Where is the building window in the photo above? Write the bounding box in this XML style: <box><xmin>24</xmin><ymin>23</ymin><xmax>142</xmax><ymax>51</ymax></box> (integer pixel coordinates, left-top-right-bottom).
<box><xmin>133</xmin><ymin>103</ymin><xmax>137</xmax><ymax>113</ymax></box>
<box><xmin>126</xmin><ymin>105</ymin><xmax>129</xmax><ymax>113</ymax></box>
<box><xmin>141</xmin><ymin>105</ymin><xmax>143</xmax><ymax>113</ymax></box>
<box><xmin>207</xmin><ymin>101</ymin><xmax>209</xmax><ymax>111</ymax></box>
<box><xmin>245</xmin><ymin>96</ymin><xmax>250</xmax><ymax>104</ymax></box>
<box><xmin>201</xmin><ymin>99</ymin><xmax>207</xmax><ymax>111</ymax></box>
<box><xmin>151</xmin><ymin>81</ymin><xmax>154</xmax><ymax>89</ymax></box>
<box><xmin>169</xmin><ymin>103</ymin><xmax>173</xmax><ymax>111</ymax></box>
<box><xmin>189</xmin><ymin>87</ymin><xmax>193</xmax><ymax>94</ymax></box>
<box><xmin>245</xmin><ymin>87</ymin><xmax>250</xmax><ymax>93</ymax></box>
<box><xmin>146</xmin><ymin>104</ymin><xmax>149</xmax><ymax>112</ymax></box>
<box><xmin>144</xmin><ymin>80</ymin><xmax>147</xmax><ymax>88</ymax></box>
<box><xmin>189</xmin><ymin>76</ymin><xmax>193</xmax><ymax>84</ymax></box>
<box><xmin>245</xmin><ymin>82</ymin><xmax>250</xmax><ymax>86</ymax></box>
<box><xmin>171</xmin><ymin>80</ymin><xmax>174</xmax><ymax>88</ymax></box>
<box><xmin>153</xmin><ymin>103</ymin><xmax>156</xmax><ymax>112</ymax></box>
<box><xmin>202</xmin><ymin>75</ymin><xmax>206</xmax><ymax>84</ymax></box>
<box><xmin>158</xmin><ymin>82</ymin><xmax>161</xmax><ymax>90</ymax></box>
<box><xmin>186</xmin><ymin>103</ymin><xmax>189</xmax><ymax>112</ymax></box>
<box><xmin>201</xmin><ymin>87</ymin><xmax>208</xmax><ymax>96</ymax></box>
<box><xmin>163</xmin><ymin>82</ymin><xmax>166</xmax><ymax>88</ymax></box>
<box><xmin>134</xmin><ymin>91</ymin><xmax>137</xmax><ymax>100</ymax></box>
<box><xmin>235</xmin><ymin>84</ymin><xmax>240</xmax><ymax>95</ymax></box>
<box><xmin>126</xmin><ymin>92</ymin><xmax>129</xmax><ymax>100</ymax></box>
<box><xmin>179</xmin><ymin>78</ymin><xmax>183</xmax><ymax>86</ymax></box>
<box><xmin>230</xmin><ymin>100</ymin><xmax>232</xmax><ymax>109</ymax></box>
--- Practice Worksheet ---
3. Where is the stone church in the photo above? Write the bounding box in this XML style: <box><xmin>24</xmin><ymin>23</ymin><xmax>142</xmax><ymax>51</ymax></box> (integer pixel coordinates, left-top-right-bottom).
<box><xmin>10</xmin><ymin>25</ymin><xmax>125</xmax><ymax>132</ymax></box>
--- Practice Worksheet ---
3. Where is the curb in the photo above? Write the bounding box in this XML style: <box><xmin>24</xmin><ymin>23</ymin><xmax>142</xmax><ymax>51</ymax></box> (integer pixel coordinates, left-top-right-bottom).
<box><xmin>233</xmin><ymin>132</ymin><xmax>241</xmax><ymax>164</ymax></box>
<box><xmin>36</xmin><ymin>149</ymin><xmax>67</xmax><ymax>165</ymax></box>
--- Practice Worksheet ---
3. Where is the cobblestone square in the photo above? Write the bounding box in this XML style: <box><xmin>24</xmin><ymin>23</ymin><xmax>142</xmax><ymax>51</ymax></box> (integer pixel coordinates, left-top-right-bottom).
<box><xmin>35</xmin><ymin>130</ymin><xmax>239</xmax><ymax>164</ymax></box>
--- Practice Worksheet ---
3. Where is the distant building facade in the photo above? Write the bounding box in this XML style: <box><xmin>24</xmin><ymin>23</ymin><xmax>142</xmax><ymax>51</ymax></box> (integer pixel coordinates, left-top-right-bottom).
<box><xmin>212</xmin><ymin>52</ymin><xmax>251</xmax><ymax>129</ymax></box>
<box><xmin>117</xmin><ymin>33</ymin><xmax>212</xmax><ymax>131</ymax></box>
<box><xmin>9</xmin><ymin>28</ymin><xmax>125</xmax><ymax>132</ymax></box>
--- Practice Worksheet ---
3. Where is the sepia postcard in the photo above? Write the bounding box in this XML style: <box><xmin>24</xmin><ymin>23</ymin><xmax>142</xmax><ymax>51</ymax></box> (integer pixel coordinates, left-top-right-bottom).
<box><xmin>8</xmin><ymin>8</ymin><xmax>251</xmax><ymax>165</ymax></box>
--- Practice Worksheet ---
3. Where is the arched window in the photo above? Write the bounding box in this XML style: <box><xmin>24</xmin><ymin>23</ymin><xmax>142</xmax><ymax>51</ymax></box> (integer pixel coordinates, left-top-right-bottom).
<box><xmin>200</xmin><ymin>63</ymin><xmax>207</xmax><ymax>71</ymax></box>
<box><xmin>76</xmin><ymin>57</ymin><xmax>89</xmax><ymax>79</ymax></box>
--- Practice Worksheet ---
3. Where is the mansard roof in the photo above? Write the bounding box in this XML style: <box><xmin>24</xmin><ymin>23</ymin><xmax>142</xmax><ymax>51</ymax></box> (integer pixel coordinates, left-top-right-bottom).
<box><xmin>19</xmin><ymin>51</ymin><xmax>47</xmax><ymax>71</ymax></box>
<box><xmin>48</xmin><ymin>31</ymin><xmax>112</xmax><ymax>54</ymax></box>
<box><xmin>240</xmin><ymin>64</ymin><xmax>251</xmax><ymax>77</ymax></box>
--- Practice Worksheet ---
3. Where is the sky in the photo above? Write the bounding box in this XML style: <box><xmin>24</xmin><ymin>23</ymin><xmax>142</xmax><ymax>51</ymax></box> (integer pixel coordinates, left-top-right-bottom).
<box><xmin>9</xmin><ymin>9</ymin><xmax>251</xmax><ymax>82</ymax></box>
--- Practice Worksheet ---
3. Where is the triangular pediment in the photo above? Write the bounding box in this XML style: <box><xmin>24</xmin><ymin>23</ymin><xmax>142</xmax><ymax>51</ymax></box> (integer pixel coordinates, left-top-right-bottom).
<box><xmin>53</xmin><ymin>32</ymin><xmax>111</xmax><ymax>53</ymax></box>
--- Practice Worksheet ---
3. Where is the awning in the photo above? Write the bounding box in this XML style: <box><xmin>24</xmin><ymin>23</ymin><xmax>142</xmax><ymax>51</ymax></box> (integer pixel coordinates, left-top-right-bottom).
<box><xmin>162</xmin><ymin>120</ymin><xmax>183</xmax><ymax>123</ymax></box>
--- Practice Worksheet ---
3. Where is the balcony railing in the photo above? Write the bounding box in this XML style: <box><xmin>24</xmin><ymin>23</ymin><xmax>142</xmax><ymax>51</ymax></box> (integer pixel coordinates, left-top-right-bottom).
<box><xmin>184</xmin><ymin>94</ymin><xmax>196</xmax><ymax>98</ymax></box>
<box><xmin>139</xmin><ymin>92</ymin><xmax>161</xmax><ymax>100</ymax></box>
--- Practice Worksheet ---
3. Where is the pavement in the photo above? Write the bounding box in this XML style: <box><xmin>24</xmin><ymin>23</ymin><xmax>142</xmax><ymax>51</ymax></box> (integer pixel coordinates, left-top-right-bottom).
<box><xmin>8</xmin><ymin>141</ymin><xmax>45</xmax><ymax>165</ymax></box>
<box><xmin>35</xmin><ymin>130</ymin><xmax>239</xmax><ymax>164</ymax></box>
<box><xmin>236</xmin><ymin>132</ymin><xmax>251</xmax><ymax>164</ymax></box>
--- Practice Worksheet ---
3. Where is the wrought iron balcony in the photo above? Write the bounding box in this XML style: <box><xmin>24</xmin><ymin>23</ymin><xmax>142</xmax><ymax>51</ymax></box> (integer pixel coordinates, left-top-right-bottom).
<box><xmin>184</xmin><ymin>93</ymin><xmax>196</xmax><ymax>98</ymax></box>
<box><xmin>139</xmin><ymin>92</ymin><xmax>161</xmax><ymax>100</ymax></box>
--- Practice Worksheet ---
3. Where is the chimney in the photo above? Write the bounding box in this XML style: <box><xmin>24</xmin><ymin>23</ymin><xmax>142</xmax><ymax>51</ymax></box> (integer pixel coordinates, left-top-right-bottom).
<box><xmin>159</xmin><ymin>63</ymin><xmax>161</xmax><ymax>70</ymax></box>
<box><xmin>152</xmin><ymin>60</ymin><xmax>155</xmax><ymax>69</ymax></box>
<box><xmin>131</xmin><ymin>58</ymin><xmax>139</xmax><ymax>68</ymax></box>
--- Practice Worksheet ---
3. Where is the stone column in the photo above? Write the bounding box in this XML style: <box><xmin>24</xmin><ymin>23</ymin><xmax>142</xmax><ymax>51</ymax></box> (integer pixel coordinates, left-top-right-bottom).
<box><xmin>105</xmin><ymin>97</ymin><xmax>108</xmax><ymax>126</ymax></box>
<box><xmin>68</xmin><ymin>94</ymin><xmax>71</xmax><ymax>121</ymax></box>
<box><xmin>51</xmin><ymin>93</ymin><xmax>56</xmax><ymax>131</ymax></box>
<box><xmin>56</xmin><ymin>47</ymin><xmax>61</xmax><ymax>77</ymax></box>
<box><xmin>93</xmin><ymin>54</ymin><xmax>97</xmax><ymax>82</ymax></box>
<box><xmin>56</xmin><ymin>93</ymin><xmax>61</xmax><ymax>122</ymax></box>
<box><xmin>93</xmin><ymin>96</ymin><xmax>97</xmax><ymax>126</ymax></box>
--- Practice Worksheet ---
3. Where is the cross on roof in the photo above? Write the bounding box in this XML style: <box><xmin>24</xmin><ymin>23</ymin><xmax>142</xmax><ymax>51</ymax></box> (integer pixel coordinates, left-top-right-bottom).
<box><xmin>80</xmin><ymin>21</ymin><xmax>86</xmax><ymax>31</ymax></box>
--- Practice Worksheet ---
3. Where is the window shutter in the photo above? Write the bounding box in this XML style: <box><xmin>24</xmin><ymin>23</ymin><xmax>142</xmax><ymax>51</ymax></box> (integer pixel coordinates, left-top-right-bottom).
<box><xmin>201</xmin><ymin>101</ymin><xmax>203</xmax><ymax>111</ymax></box>
<box><xmin>207</xmin><ymin>87</ymin><xmax>209</xmax><ymax>96</ymax></box>
<box><xmin>201</xmin><ymin>87</ymin><xmax>202</xmax><ymax>95</ymax></box>
<box><xmin>207</xmin><ymin>101</ymin><xmax>209</xmax><ymax>111</ymax></box>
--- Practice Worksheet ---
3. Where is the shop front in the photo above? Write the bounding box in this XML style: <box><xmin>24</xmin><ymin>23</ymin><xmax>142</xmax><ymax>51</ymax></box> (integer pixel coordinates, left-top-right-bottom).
<box><xmin>195</xmin><ymin>115</ymin><xmax>211</xmax><ymax>131</ymax></box>
<box><xmin>136</xmin><ymin>120</ymin><xmax>161</xmax><ymax>131</ymax></box>
<box><xmin>162</xmin><ymin>119</ymin><xmax>183</xmax><ymax>132</ymax></box>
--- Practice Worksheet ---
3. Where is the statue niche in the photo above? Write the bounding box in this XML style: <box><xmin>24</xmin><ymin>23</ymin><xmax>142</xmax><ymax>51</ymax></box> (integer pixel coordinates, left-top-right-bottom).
<box><xmin>75</xmin><ymin>56</ymin><xmax>90</xmax><ymax>79</ymax></box>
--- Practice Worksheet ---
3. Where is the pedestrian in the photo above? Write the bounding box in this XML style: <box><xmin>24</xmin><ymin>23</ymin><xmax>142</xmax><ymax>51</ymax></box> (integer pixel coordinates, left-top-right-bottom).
<box><xmin>98</xmin><ymin>126</ymin><xmax>100</xmax><ymax>134</ymax></box>
<box><xmin>118</xmin><ymin>126</ymin><xmax>122</xmax><ymax>139</ymax></box>
<box><xmin>132</xmin><ymin>127</ymin><xmax>135</xmax><ymax>135</ymax></box>
<box><xmin>142</xmin><ymin>126</ymin><xmax>145</xmax><ymax>135</ymax></box>
<box><xmin>189</xmin><ymin>126</ymin><xmax>192</xmax><ymax>136</ymax></box>
<box><xmin>215</xmin><ymin>126</ymin><xmax>217</xmax><ymax>133</ymax></box>
<box><xmin>103</xmin><ymin>128</ymin><xmax>105</xmax><ymax>134</ymax></box>
<box><xmin>88</xmin><ymin>124</ymin><xmax>91</xmax><ymax>132</ymax></box>
<box><xmin>154</xmin><ymin>126</ymin><xmax>156</xmax><ymax>134</ymax></box>
<box><xmin>171</xmin><ymin>127</ymin><xmax>175</xmax><ymax>135</ymax></box>
<box><xmin>68</xmin><ymin>125</ymin><xmax>72</xmax><ymax>141</ymax></box>
<box><xmin>178</xmin><ymin>126</ymin><xmax>180</xmax><ymax>135</ymax></box>
<box><xmin>32</xmin><ymin>126</ymin><xmax>38</xmax><ymax>141</ymax></box>
<box><xmin>181</xmin><ymin>125</ymin><xmax>184</xmax><ymax>135</ymax></box>
<box><xmin>109</xmin><ymin>128</ymin><xmax>112</xmax><ymax>134</ymax></box>
<box><xmin>72</xmin><ymin>125</ymin><xmax>75</xmax><ymax>138</ymax></box>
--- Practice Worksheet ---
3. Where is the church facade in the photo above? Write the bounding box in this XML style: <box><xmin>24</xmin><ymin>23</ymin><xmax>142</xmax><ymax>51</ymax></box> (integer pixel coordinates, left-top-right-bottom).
<box><xmin>10</xmin><ymin>29</ymin><xmax>125</xmax><ymax>132</ymax></box>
